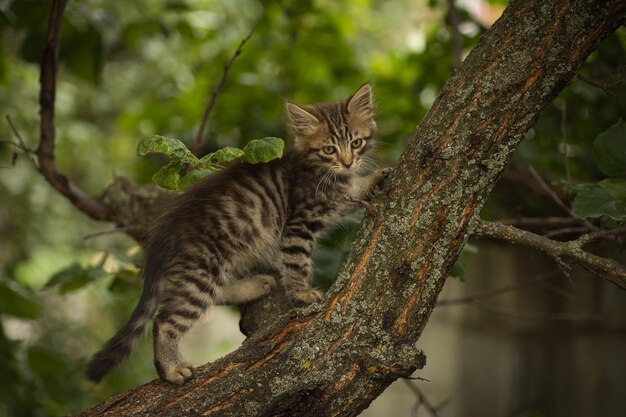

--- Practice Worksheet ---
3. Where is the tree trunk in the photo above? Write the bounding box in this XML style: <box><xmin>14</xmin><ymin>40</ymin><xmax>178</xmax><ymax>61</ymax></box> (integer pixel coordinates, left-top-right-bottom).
<box><xmin>74</xmin><ymin>0</ymin><xmax>626</xmax><ymax>415</ymax></box>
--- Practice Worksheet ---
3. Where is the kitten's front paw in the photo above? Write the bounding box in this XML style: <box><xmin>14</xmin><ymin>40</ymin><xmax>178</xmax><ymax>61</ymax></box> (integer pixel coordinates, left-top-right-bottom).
<box><xmin>372</xmin><ymin>167</ymin><xmax>392</xmax><ymax>189</ymax></box>
<box><xmin>255</xmin><ymin>274</ymin><xmax>277</xmax><ymax>295</ymax></box>
<box><xmin>160</xmin><ymin>363</ymin><xmax>194</xmax><ymax>385</ymax></box>
<box><xmin>292</xmin><ymin>289</ymin><xmax>323</xmax><ymax>305</ymax></box>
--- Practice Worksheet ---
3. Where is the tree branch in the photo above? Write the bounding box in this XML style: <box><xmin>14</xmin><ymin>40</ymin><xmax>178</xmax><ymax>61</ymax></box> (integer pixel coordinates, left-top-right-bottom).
<box><xmin>73</xmin><ymin>0</ymin><xmax>626</xmax><ymax>415</ymax></box>
<box><xmin>192</xmin><ymin>28</ymin><xmax>255</xmax><ymax>156</ymax></box>
<box><xmin>473</xmin><ymin>220</ymin><xmax>626</xmax><ymax>290</ymax></box>
<box><xmin>37</xmin><ymin>0</ymin><xmax>112</xmax><ymax>221</ymax></box>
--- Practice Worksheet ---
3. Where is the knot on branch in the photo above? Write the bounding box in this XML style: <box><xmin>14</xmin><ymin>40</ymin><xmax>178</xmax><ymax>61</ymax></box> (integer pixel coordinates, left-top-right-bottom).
<box><xmin>100</xmin><ymin>177</ymin><xmax>175</xmax><ymax>244</ymax></box>
<box><xmin>363</xmin><ymin>342</ymin><xmax>427</xmax><ymax>380</ymax></box>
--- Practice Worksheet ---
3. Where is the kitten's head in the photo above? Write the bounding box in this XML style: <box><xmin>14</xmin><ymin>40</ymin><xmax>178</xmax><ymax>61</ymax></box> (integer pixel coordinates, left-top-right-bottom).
<box><xmin>286</xmin><ymin>84</ymin><xmax>377</xmax><ymax>173</ymax></box>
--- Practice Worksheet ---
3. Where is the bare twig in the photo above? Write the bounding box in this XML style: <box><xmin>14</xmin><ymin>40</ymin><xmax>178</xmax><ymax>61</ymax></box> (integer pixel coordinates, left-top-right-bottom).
<box><xmin>499</xmin><ymin>216</ymin><xmax>583</xmax><ymax>229</ymax></box>
<box><xmin>558</xmin><ymin>100</ymin><xmax>571</xmax><ymax>182</ymax></box>
<box><xmin>576</xmin><ymin>73</ymin><xmax>617</xmax><ymax>97</ymax></box>
<box><xmin>576</xmin><ymin>227</ymin><xmax>626</xmax><ymax>247</ymax></box>
<box><xmin>527</xmin><ymin>166</ymin><xmax>598</xmax><ymax>231</ymax></box>
<box><xmin>473</xmin><ymin>220</ymin><xmax>626</xmax><ymax>290</ymax></box>
<box><xmin>447</xmin><ymin>0</ymin><xmax>463</xmax><ymax>68</ymax></box>
<box><xmin>83</xmin><ymin>226</ymin><xmax>132</xmax><ymax>241</ymax></box>
<box><xmin>37</xmin><ymin>0</ymin><xmax>111</xmax><ymax>221</ymax></box>
<box><xmin>193</xmin><ymin>28</ymin><xmax>255</xmax><ymax>156</ymax></box>
<box><xmin>403</xmin><ymin>379</ymin><xmax>449</xmax><ymax>417</ymax></box>
<box><xmin>437</xmin><ymin>269</ymin><xmax>560</xmax><ymax>306</ymax></box>
<box><xmin>5</xmin><ymin>115</ymin><xmax>39</xmax><ymax>167</ymax></box>
<box><xmin>544</xmin><ymin>226</ymin><xmax>591</xmax><ymax>239</ymax></box>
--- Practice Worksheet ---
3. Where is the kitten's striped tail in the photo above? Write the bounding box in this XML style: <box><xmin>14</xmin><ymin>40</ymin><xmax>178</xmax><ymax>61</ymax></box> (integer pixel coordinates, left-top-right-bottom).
<box><xmin>85</xmin><ymin>270</ymin><xmax>160</xmax><ymax>383</ymax></box>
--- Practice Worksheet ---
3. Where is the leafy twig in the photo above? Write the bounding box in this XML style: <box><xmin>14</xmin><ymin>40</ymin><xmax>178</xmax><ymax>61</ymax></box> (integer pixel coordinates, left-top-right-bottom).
<box><xmin>193</xmin><ymin>28</ymin><xmax>255</xmax><ymax>156</ymax></box>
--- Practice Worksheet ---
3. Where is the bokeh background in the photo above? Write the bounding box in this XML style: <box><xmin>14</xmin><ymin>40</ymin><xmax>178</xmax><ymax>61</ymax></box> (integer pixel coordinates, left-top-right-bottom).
<box><xmin>1</xmin><ymin>0</ymin><xmax>625</xmax><ymax>416</ymax></box>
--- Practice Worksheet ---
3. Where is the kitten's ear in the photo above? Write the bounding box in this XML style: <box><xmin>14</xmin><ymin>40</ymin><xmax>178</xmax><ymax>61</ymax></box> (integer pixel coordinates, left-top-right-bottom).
<box><xmin>285</xmin><ymin>102</ymin><xmax>319</xmax><ymax>136</ymax></box>
<box><xmin>347</xmin><ymin>84</ymin><xmax>374</xmax><ymax>119</ymax></box>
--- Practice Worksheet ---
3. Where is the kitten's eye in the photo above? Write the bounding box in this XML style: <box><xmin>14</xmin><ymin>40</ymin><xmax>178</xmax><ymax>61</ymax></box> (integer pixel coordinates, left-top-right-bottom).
<box><xmin>350</xmin><ymin>139</ymin><xmax>363</xmax><ymax>148</ymax></box>
<box><xmin>322</xmin><ymin>146</ymin><xmax>336</xmax><ymax>154</ymax></box>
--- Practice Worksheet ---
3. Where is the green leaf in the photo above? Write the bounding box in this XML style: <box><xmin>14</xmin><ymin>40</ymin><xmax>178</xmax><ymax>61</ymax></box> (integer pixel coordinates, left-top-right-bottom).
<box><xmin>137</xmin><ymin>135</ymin><xmax>199</xmax><ymax>165</ymax></box>
<box><xmin>179</xmin><ymin>169</ymin><xmax>213</xmax><ymax>189</ymax></box>
<box><xmin>572</xmin><ymin>183</ymin><xmax>626</xmax><ymax>221</ymax></box>
<box><xmin>203</xmin><ymin>147</ymin><xmax>244</xmax><ymax>166</ymax></box>
<box><xmin>0</xmin><ymin>281</ymin><xmax>40</xmax><ymax>319</ymax></box>
<box><xmin>152</xmin><ymin>162</ymin><xmax>183</xmax><ymax>190</ymax></box>
<box><xmin>599</xmin><ymin>178</ymin><xmax>626</xmax><ymax>200</ymax></box>
<box><xmin>45</xmin><ymin>263</ymin><xmax>106</xmax><ymax>293</ymax></box>
<box><xmin>593</xmin><ymin>119</ymin><xmax>626</xmax><ymax>177</ymax></box>
<box><xmin>242</xmin><ymin>137</ymin><xmax>285</xmax><ymax>164</ymax></box>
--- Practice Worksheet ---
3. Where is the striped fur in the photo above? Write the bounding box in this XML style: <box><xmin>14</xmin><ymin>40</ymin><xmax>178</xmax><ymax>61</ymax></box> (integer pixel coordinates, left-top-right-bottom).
<box><xmin>85</xmin><ymin>84</ymin><xmax>389</xmax><ymax>385</ymax></box>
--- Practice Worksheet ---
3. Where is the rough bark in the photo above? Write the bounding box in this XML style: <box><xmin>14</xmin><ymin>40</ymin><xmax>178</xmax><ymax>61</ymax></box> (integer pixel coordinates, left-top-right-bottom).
<box><xmin>70</xmin><ymin>0</ymin><xmax>625</xmax><ymax>415</ymax></box>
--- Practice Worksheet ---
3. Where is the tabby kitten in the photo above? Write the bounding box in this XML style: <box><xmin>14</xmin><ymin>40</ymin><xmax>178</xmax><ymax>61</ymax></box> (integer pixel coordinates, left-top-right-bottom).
<box><xmin>86</xmin><ymin>84</ymin><xmax>388</xmax><ymax>385</ymax></box>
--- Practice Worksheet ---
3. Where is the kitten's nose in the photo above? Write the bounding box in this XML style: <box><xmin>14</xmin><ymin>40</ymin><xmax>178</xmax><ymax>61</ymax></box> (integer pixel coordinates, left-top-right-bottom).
<box><xmin>342</xmin><ymin>161</ymin><xmax>353</xmax><ymax>169</ymax></box>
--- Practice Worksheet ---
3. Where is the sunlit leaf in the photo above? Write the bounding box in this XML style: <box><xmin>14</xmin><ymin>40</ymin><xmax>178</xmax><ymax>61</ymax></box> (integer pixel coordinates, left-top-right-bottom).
<box><xmin>204</xmin><ymin>147</ymin><xmax>244</xmax><ymax>166</ymax></box>
<box><xmin>152</xmin><ymin>162</ymin><xmax>183</xmax><ymax>190</ymax></box>
<box><xmin>179</xmin><ymin>169</ymin><xmax>213</xmax><ymax>189</ymax></box>
<box><xmin>243</xmin><ymin>137</ymin><xmax>285</xmax><ymax>164</ymax></box>
<box><xmin>137</xmin><ymin>135</ymin><xmax>198</xmax><ymax>165</ymax></box>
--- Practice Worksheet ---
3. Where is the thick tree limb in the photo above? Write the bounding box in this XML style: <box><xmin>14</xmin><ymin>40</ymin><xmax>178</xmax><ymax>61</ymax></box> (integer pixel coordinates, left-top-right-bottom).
<box><xmin>73</xmin><ymin>1</ymin><xmax>626</xmax><ymax>416</ymax></box>
<box><xmin>474</xmin><ymin>220</ymin><xmax>626</xmax><ymax>290</ymax></box>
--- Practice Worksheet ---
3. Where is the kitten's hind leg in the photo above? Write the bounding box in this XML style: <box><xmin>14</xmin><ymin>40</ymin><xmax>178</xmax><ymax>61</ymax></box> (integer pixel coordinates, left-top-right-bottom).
<box><xmin>215</xmin><ymin>274</ymin><xmax>276</xmax><ymax>305</ymax></box>
<box><xmin>153</xmin><ymin>274</ymin><xmax>214</xmax><ymax>385</ymax></box>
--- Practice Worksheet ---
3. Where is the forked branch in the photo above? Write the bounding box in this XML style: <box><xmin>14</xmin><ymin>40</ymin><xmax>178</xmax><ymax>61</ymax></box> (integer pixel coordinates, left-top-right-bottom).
<box><xmin>474</xmin><ymin>220</ymin><xmax>626</xmax><ymax>290</ymax></box>
<box><xmin>37</xmin><ymin>0</ymin><xmax>111</xmax><ymax>221</ymax></box>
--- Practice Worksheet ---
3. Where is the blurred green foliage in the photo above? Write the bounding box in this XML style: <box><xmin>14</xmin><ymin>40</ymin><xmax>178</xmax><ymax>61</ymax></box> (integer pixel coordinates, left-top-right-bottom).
<box><xmin>0</xmin><ymin>0</ymin><xmax>624</xmax><ymax>415</ymax></box>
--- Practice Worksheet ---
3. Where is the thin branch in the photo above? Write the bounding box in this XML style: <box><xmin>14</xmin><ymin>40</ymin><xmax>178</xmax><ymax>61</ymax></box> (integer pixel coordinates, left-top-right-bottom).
<box><xmin>576</xmin><ymin>226</ymin><xmax>626</xmax><ymax>247</ymax></box>
<box><xmin>37</xmin><ymin>0</ymin><xmax>111</xmax><ymax>221</ymax></box>
<box><xmin>499</xmin><ymin>216</ymin><xmax>583</xmax><ymax>228</ymax></box>
<box><xmin>544</xmin><ymin>226</ymin><xmax>591</xmax><ymax>239</ymax></box>
<box><xmin>403</xmin><ymin>379</ymin><xmax>448</xmax><ymax>417</ymax></box>
<box><xmin>576</xmin><ymin>73</ymin><xmax>617</xmax><ymax>96</ymax></box>
<box><xmin>192</xmin><ymin>28</ymin><xmax>255</xmax><ymax>156</ymax></box>
<box><xmin>473</xmin><ymin>220</ymin><xmax>626</xmax><ymax>291</ymax></box>
<box><xmin>437</xmin><ymin>269</ymin><xmax>560</xmax><ymax>307</ymax></box>
<box><xmin>83</xmin><ymin>226</ymin><xmax>132</xmax><ymax>241</ymax></box>
<box><xmin>446</xmin><ymin>0</ymin><xmax>463</xmax><ymax>68</ymax></box>
<box><xmin>527</xmin><ymin>166</ymin><xmax>598</xmax><ymax>231</ymax></box>
<box><xmin>5</xmin><ymin>115</ymin><xmax>39</xmax><ymax>167</ymax></box>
